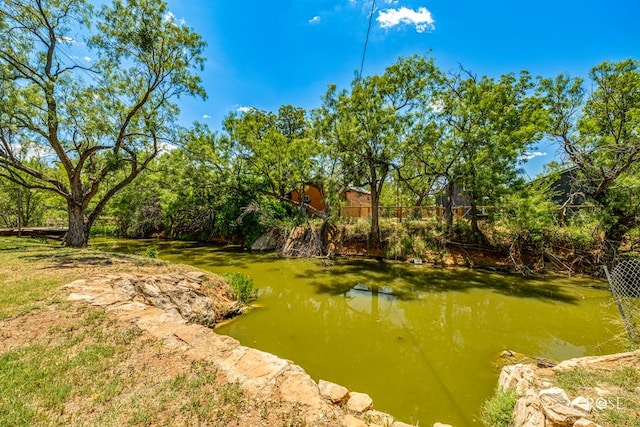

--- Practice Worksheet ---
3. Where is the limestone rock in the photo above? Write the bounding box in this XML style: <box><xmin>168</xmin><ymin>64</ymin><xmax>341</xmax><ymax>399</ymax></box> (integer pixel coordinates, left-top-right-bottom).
<box><xmin>516</xmin><ymin>378</ymin><xmax>531</xmax><ymax>395</ymax></box>
<box><xmin>319</xmin><ymin>379</ymin><xmax>349</xmax><ymax>404</ymax></box>
<box><xmin>346</xmin><ymin>392</ymin><xmax>373</xmax><ymax>413</ymax></box>
<box><xmin>365</xmin><ymin>410</ymin><xmax>394</xmax><ymax>425</ymax></box>
<box><xmin>553</xmin><ymin>351</ymin><xmax>640</xmax><ymax>371</ymax></box>
<box><xmin>499</xmin><ymin>364</ymin><xmax>536</xmax><ymax>390</ymax></box>
<box><xmin>542</xmin><ymin>403</ymin><xmax>586</xmax><ymax>426</ymax></box>
<box><xmin>251</xmin><ymin>229</ymin><xmax>282</xmax><ymax>251</ymax></box>
<box><xmin>277</xmin><ymin>369</ymin><xmax>328</xmax><ymax>410</ymax></box>
<box><xmin>573</xmin><ymin>419</ymin><xmax>602</xmax><ymax>427</ymax></box>
<box><xmin>512</xmin><ymin>391</ymin><xmax>545</xmax><ymax>427</ymax></box>
<box><xmin>538</xmin><ymin>387</ymin><xmax>570</xmax><ymax>405</ymax></box>
<box><xmin>342</xmin><ymin>414</ymin><xmax>368</xmax><ymax>427</ymax></box>
<box><xmin>570</xmin><ymin>396</ymin><xmax>592</xmax><ymax>414</ymax></box>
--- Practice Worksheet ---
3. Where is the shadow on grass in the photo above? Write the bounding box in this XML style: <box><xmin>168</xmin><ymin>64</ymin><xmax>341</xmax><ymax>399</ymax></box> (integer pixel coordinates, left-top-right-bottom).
<box><xmin>19</xmin><ymin>249</ymin><xmax>164</xmax><ymax>269</ymax></box>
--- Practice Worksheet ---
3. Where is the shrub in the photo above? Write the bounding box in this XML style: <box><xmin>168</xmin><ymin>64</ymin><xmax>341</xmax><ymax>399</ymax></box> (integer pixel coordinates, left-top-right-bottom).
<box><xmin>480</xmin><ymin>387</ymin><xmax>518</xmax><ymax>427</ymax></box>
<box><xmin>145</xmin><ymin>246</ymin><xmax>158</xmax><ymax>258</ymax></box>
<box><xmin>223</xmin><ymin>273</ymin><xmax>257</xmax><ymax>303</ymax></box>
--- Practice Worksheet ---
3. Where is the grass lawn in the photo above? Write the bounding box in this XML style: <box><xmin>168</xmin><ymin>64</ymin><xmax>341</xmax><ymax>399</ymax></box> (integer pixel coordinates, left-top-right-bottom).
<box><xmin>0</xmin><ymin>237</ymin><xmax>312</xmax><ymax>426</ymax></box>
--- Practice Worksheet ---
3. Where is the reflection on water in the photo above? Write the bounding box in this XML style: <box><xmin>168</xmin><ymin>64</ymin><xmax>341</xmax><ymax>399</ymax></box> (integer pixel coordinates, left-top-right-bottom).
<box><xmin>91</xmin><ymin>238</ymin><xmax>623</xmax><ymax>427</ymax></box>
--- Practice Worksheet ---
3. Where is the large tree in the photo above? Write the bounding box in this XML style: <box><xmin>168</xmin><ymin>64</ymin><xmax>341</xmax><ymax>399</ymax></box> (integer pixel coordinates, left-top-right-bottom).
<box><xmin>539</xmin><ymin>59</ymin><xmax>640</xmax><ymax>264</ymax></box>
<box><xmin>223</xmin><ymin>105</ymin><xmax>320</xmax><ymax>212</ymax></box>
<box><xmin>0</xmin><ymin>0</ymin><xmax>206</xmax><ymax>246</ymax></box>
<box><xmin>435</xmin><ymin>68</ymin><xmax>543</xmax><ymax>242</ymax></box>
<box><xmin>315</xmin><ymin>55</ymin><xmax>438</xmax><ymax>244</ymax></box>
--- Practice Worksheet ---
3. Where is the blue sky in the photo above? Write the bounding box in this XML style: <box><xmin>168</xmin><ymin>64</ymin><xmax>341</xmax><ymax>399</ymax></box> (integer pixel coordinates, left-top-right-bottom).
<box><xmin>163</xmin><ymin>0</ymin><xmax>640</xmax><ymax>177</ymax></box>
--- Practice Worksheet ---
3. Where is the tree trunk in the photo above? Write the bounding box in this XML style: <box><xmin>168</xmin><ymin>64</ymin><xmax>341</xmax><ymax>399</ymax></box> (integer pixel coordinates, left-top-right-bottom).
<box><xmin>65</xmin><ymin>200</ymin><xmax>89</xmax><ymax>247</ymax></box>
<box><xmin>413</xmin><ymin>195</ymin><xmax>424</xmax><ymax>219</ymax></box>
<box><xmin>444</xmin><ymin>181</ymin><xmax>454</xmax><ymax>236</ymax></box>
<box><xmin>370</xmin><ymin>183</ymin><xmax>381</xmax><ymax>246</ymax></box>
<box><xmin>469</xmin><ymin>198</ymin><xmax>484</xmax><ymax>244</ymax></box>
<box><xmin>16</xmin><ymin>186</ymin><xmax>23</xmax><ymax>238</ymax></box>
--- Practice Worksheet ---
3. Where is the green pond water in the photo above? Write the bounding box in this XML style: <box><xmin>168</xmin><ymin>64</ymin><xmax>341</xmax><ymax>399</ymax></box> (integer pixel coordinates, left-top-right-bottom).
<box><xmin>91</xmin><ymin>238</ymin><xmax>624</xmax><ymax>426</ymax></box>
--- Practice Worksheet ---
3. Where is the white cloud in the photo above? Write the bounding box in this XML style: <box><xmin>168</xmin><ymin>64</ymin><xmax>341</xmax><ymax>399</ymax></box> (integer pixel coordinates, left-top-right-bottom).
<box><xmin>377</xmin><ymin>7</ymin><xmax>435</xmax><ymax>33</ymax></box>
<box><xmin>163</xmin><ymin>12</ymin><xmax>176</xmax><ymax>23</ymax></box>
<box><xmin>83</xmin><ymin>56</ymin><xmax>91</xmax><ymax>62</ymax></box>
<box><xmin>163</xmin><ymin>11</ymin><xmax>186</xmax><ymax>26</ymax></box>
<box><xmin>202</xmin><ymin>114</ymin><xmax>211</xmax><ymax>119</ymax></box>
<box><xmin>521</xmin><ymin>151</ymin><xmax>547</xmax><ymax>161</ymax></box>
<box><xmin>159</xmin><ymin>142</ymin><xmax>178</xmax><ymax>154</ymax></box>
<box><xmin>237</xmin><ymin>106</ymin><xmax>253</xmax><ymax>113</ymax></box>
<box><xmin>384</xmin><ymin>0</ymin><xmax>399</xmax><ymax>4</ymax></box>
<box><xmin>308</xmin><ymin>16</ymin><xmax>321</xmax><ymax>24</ymax></box>
<box><xmin>429</xmin><ymin>99</ymin><xmax>444</xmax><ymax>113</ymax></box>
<box><xmin>57</xmin><ymin>36</ymin><xmax>76</xmax><ymax>44</ymax></box>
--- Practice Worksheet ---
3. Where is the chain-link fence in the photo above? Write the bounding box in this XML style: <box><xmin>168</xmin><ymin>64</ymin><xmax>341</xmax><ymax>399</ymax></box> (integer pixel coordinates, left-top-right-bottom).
<box><xmin>604</xmin><ymin>259</ymin><xmax>640</xmax><ymax>343</ymax></box>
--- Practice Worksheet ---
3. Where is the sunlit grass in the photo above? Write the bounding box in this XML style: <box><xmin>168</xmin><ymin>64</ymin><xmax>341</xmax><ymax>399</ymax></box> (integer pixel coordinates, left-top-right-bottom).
<box><xmin>0</xmin><ymin>237</ymin><xmax>313</xmax><ymax>426</ymax></box>
<box><xmin>555</xmin><ymin>365</ymin><xmax>640</xmax><ymax>427</ymax></box>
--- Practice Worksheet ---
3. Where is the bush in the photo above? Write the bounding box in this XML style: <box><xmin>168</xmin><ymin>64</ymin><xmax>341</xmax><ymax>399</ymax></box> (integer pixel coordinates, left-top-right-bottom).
<box><xmin>480</xmin><ymin>387</ymin><xmax>518</xmax><ymax>427</ymax></box>
<box><xmin>223</xmin><ymin>272</ymin><xmax>257</xmax><ymax>303</ymax></box>
<box><xmin>145</xmin><ymin>246</ymin><xmax>158</xmax><ymax>258</ymax></box>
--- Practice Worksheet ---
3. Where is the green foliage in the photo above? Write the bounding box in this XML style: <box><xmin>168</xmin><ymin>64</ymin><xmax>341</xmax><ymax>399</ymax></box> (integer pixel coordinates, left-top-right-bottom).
<box><xmin>145</xmin><ymin>246</ymin><xmax>158</xmax><ymax>259</ymax></box>
<box><xmin>381</xmin><ymin>220</ymin><xmax>442</xmax><ymax>260</ymax></box>
<box><xmin>480</xmin><ymin>387</ymin><xmax>518</xmax><ymax>427</ymax></box>
<box><xmin>314</xmin><ymin>55</ymin><xmax>440</xmax><ymax>241</ymax></box>
<box><xmin>0</xmin><ymin>176</ymin><xmax>46</xmax><ymax>228</ymax></box>
<box><xmin>539</xmin><ymin>59</ymin><xmax>640</xmax><ymax>261</ymax></box>
<box><xmin>0</xmin><ymin>0</ymin><xmax>206</xmax><ymax>247</ymax></box>
<box><xmin>223</xmin><ymin>273</ymin><xmax>257</xmax><ymax>303</ymax></box>
<box><xmin>495</xmin><ymin>180</ymin><xmax>558</xmax><ymax>242</ymax></box>
<box><xmin>224</xmin><ymin>105</ymin><xmax>318</xmax><ymax>200</ymax></box>
<box><xmin>89</xmin><ymin>225</ymin><xmax>118</xmax><ymax>237</ymax></box>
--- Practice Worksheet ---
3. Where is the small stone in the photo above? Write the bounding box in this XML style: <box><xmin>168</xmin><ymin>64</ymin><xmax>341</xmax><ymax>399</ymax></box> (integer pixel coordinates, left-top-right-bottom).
<box><xmin>574</xmin><ymin>419</ymin><xmax>602</xmax><ymax>427</ymax></box>
<box><xmin>512</xmin><ymin>393</ymin><xmax>545</xmax><ymax>427</ymax></box>
<box><xmin>499</xmin><ymin>364</ymin><xmax>536</xmax><ymax>390</ymax></box>
<box><xmin>571</xmin><ymin>396</ymin><xmax>592</xmax><ymax>414</ymax></box>
<box><xmin>391</xmin><ymin>422</ymin><xmax>415</xmax><ymax>427</ymax></box>
<box><xmin>342</xmin><ymin>414</ymin><xmax>368</xmax><ymax>427</ymax></box>
<box><xmin>542</xmin><ymin>403</ymin><xmax>586</xmax><ymax>425</ymax></box>
<box><xmin>433</xmin><ymin>423</ymin><xmax>453</xmax><ymax>427</ymax></box>
<box><xmin>319</xmin><ymin>380</ymin><xmax>349</xmax><ymax>404</ymax></box>
<box><xmin>538</xmin><ymin>387</ymin><xmax>570</xmax><ymax>405</ymax></box>
<box><xmin>365</xmin><ymin>410</ymin><xmax>394</xmax><ymax>426</ymax></box>
<box><xmin>346</xmin><ymin>392</ymin><xmax>373</xmax><ymax>413</ymax></box>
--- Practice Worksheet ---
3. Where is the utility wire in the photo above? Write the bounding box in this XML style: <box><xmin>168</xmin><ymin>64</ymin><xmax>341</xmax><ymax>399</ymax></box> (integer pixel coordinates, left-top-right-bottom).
<box><xmin>358</xmin><ymin>0</ymin><xmax>376</xmax><ymax>80</ymax></box>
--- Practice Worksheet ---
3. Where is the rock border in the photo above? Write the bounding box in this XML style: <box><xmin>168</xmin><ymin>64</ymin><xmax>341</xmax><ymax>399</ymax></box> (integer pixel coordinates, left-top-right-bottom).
<box><xmin>65</xmin><ymin>273</ymin><xmax>415</xmax><ymax>427</ymax></box>
<box><xmin>499</xmin><ymin>351</ymin><xmax>640</xmax><ymax>427</ymax></box>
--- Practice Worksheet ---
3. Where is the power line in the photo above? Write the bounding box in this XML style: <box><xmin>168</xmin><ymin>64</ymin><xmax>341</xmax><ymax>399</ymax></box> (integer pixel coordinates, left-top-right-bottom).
<box><xmin>358</xmin><ymin>0</ymin><xmax>376</xmax><ymax>80</ymax></box>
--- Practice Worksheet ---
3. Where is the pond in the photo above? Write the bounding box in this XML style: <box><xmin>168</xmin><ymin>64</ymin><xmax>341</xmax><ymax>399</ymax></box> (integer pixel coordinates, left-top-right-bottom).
<box><xmin>91</xmin><ymin>238</ymin><xmax>624</xmax><ymax>426</ymax></box>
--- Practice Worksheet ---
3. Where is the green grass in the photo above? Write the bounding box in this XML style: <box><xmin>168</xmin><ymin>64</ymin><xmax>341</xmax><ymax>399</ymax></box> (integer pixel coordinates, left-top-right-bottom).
<box><xmin>557</xmin><ymin>366</ymin><xmax>640</xmax><ymax>393</ymax></box>
<box><xmin>0</xmin><ymin>301</ymin><xmax>250</xmax><ymax>426</ymax></box>
<box><xmin>555</xmin><ymin>365</ymin><xmax>640</xmax><ymax>427</ymax></box>
<box><xmin>0</xmin><ymin>237</ymin><xmax>314</xmax><ymax>426</ymax></box>
<box><xmin>480</xmin><ymin>387</ymin><xmax>518</xmax><ymax>427</ymax></box>
<box><xmin>223</xmin><ymin>272</ymin><xmax>258</xmax><ymax>303</ymax></box>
